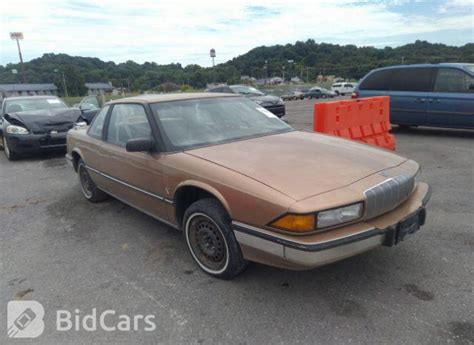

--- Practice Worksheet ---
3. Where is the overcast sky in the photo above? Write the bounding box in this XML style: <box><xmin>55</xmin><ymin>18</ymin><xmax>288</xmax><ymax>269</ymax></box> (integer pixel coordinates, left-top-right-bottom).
<box><xmin>0</xmin><ymin>0</ymin><xmax>473</xmax><ymax>67</ymax></box>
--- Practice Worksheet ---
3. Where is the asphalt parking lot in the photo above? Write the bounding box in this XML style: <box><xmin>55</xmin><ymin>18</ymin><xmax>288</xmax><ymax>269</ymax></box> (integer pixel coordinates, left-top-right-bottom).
<box><xmin>1</xmin><ymin>97</ymin><xmax>473</xmax><ymax>344</ymax></box>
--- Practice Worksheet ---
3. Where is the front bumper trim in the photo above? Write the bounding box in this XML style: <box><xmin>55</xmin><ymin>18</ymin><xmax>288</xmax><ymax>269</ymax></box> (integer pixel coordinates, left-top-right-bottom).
<box><xmin>234</xmin><ymin>221</ymin><xmax>381</xmax><ymax>252</ymax></box>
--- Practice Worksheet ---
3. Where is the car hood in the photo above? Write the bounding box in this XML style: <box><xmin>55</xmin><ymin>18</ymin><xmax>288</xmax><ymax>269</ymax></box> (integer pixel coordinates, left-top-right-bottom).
<box><xmin>5</xmin><ymin>108</ymin><xmax>81</xmax><ymax>133</ymax></box>
<box><xmin>186</xmin><ymin>131</ymin><xmax>407</xmax><ymax>201</ymax></box>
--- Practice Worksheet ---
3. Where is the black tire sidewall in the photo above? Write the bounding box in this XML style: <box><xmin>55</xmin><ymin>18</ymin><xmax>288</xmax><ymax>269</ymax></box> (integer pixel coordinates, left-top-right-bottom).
<box><xmin>77</xmin><ymin>159</ymin><xmax>106</xmax><ymax>203</ymax></box>
<box><xmin>183</xmin><ymin>198</ymin><xmax>247</xmax><ymax>279</ymax></box>
<box><xmin>3</xmin><ymin>136</ymin><xmax>18</xmax><ymax>161</ymax></box>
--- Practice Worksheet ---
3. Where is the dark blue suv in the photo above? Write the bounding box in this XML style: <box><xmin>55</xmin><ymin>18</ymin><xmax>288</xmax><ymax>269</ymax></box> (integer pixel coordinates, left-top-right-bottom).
<box><xmin>353</xmin><ymin>63</ymin><xmax>474</xmax><ymax>129</ymax></box>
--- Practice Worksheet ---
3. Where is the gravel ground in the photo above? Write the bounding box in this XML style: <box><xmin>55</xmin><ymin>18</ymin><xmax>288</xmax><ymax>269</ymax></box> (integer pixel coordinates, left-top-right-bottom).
<box><xmin>1</xmin><ymin>97</ymin><xmax>473</xmax><ymax>344</ymax></box>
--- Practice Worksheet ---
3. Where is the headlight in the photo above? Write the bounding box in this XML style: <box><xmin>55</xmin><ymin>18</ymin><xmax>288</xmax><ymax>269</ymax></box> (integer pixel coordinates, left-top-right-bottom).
<box><xmin>254</xmin><ymin>100</ymin><xmax>264</xmax><ymax>105</ymax></box>
<box><xmin>278</xmin><ymin>98</ymin><xmax>284</xmax><ymax>104</ymax></box>
<box><xmin>317</xmin><ymin>203</ymin><xmax>363</xmax><ymax>229</ymax></box>
<box><xmin>6</xmin><ymin>125</ymin><xmax>29</xmax><ymax>135</ymax></box>
<box><xmin>269</xmin><ymin>202</ymin><xmax>364</xmax><ymax>233</ymax></box>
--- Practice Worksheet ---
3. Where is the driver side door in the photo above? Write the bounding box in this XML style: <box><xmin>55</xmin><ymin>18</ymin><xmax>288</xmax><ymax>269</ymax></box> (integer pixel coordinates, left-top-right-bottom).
<box><xmin>98</xmin><ymin>103</ymin><xmax>171</xmax><ymax>222</ymax></box>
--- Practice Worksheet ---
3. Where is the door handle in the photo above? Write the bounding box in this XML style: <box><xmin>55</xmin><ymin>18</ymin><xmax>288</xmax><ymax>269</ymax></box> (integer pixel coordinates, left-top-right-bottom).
<box><xmin>415</xmin><ymin>98</ymin><xmax>426</xmax><ymax>103</ymax></box>
<box><xmin>428</xmin><ymin>98</ymin><xmax>440</xmax><ymax>103</ymax></box>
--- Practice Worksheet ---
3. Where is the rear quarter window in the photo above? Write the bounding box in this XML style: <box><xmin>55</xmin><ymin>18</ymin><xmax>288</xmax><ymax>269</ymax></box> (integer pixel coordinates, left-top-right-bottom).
<box><xmin>358</xmin><ymin>69</ymin><xmax>393</xmax><ymax>90</ymax></box>
<box><xmin>88</xmin><ymin>105</ymin><xmax>110</xmax><ymax>139</ymax></box>
<box><xmin>434</xmin><ymin>68</ymin><xmax>474</xmax><ymax>93</ymax></box>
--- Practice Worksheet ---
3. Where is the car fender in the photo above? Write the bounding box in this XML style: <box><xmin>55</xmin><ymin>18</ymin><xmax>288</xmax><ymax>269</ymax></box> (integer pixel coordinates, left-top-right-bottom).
<box><xmin>174</xmin><ymin>180</ymin><xmax>231</xmax><ymax>216</ymax></box>
<box><xmin>69</xmin><ymin>147</ymin><xmax>85</xmax><ymax>170</ymax></box>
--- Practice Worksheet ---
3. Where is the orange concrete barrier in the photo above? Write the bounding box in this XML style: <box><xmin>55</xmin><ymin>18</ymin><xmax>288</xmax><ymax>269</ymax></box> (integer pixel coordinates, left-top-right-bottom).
<box><xmin>313</xmin><ymin>96</ymin><xmax>395</xmax><ymax>150</ymax></box>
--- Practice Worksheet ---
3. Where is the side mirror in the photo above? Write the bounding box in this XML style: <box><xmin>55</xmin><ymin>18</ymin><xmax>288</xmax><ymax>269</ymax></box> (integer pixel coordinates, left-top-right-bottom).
<box><xmin>125</xmin><ymin>138</ymin><xmax>154</xmax><ymax>152</ymax></box>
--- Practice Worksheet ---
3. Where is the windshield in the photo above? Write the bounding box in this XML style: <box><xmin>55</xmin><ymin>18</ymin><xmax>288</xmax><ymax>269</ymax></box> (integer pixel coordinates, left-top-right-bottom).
<box><xmin>229</xmin><ymin>85</ymin><xmax>264</xmax><ymax>96</ymax></box>
<box><xmin>152</xmin><ymin>97</ymin><xmax>292</xmax><ymax>151</ymax></box>
<box><xmin>5</xmin><ymin>97</ymin><xmax>68</xmax><ymax>113</ymax></box>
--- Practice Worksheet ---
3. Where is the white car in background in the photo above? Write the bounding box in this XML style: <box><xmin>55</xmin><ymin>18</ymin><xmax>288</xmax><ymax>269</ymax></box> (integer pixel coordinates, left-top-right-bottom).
<box><xmin>331</xmin><ymin>82</ymin><xmax>357</xmax><ymax>96</ymax></box>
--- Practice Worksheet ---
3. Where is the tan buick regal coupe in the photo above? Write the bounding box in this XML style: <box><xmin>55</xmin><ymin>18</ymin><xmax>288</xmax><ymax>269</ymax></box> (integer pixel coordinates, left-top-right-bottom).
<box><xmin>66</xmin><ymin>93</ymin><xmax>431</xmax><ymax>279</ymax></box>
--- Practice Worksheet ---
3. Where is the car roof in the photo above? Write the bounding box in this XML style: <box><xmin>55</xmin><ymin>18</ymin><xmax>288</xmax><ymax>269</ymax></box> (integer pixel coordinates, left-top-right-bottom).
<box><xmin>372</xmin><ymin>63</ymin><xmax>474</xmax><ymax>71</ymax></box>
<box><xmin>108</xmin><ymin>92</ymin><xmax>240</xmax><ymax>104</ymax></box>
<box><xmin>4</xmin><ymin>95</ymin><xmax>60</xmax><ymax>101</ymax></box>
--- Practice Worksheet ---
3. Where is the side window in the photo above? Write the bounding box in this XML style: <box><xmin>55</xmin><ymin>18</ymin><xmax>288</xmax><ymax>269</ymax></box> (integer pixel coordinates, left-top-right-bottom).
<box><xmin>434</xmin><ymin>68</ymin><xmax>474</xmax><ymax>93</ymax></box>
<box><xmin>359</xmin><ymin>70</ymin><xmax>393</xmax><ymax>91</ymax></box>
<box><xmin>106</xmin><ymin>104</ymin><xmax>152</xmax><ymax>147</ymax></box>
<box><xmin>88</xmin><ymin>105</ymin><xmax>110</xmax><ymax>139</ymax></box>
<box><xmin>388</xmin><ymin>68</ymin><xmax>435</xmax><ymax>92</ymax></box>
<box><xmin>80</xmin><ymin>96</ymin><xmax>100</xmax><ymax>110</ymax></box>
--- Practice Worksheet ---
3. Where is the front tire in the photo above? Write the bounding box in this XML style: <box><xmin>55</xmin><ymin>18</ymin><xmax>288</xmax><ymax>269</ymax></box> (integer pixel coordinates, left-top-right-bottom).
<box><xmin>77</xmin><ymin>159</ymin><xmax>108</xmax><ymax>203</ymax></box>
<box><xmin>3</xmin><ymin>136</ymin><xmax>19</xmax><ymax>161</ymax></box>
<box><xmin>184</xmin><ymin>198</ymin><xmax>248</xmax><ymax>279</ymax></box>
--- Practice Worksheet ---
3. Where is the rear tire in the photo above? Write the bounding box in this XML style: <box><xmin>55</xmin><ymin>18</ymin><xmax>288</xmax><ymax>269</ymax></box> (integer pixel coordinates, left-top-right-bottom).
<box><xmin>77</xmin><ymin>159</ymin><xmax>108</xmax><ymax>203</ymax></box>
<box><xmin>183</xmin><ymin>198</ymin><xmax>248</xmax><ymax>279</ymax></box>
<box><xmin>3</xmin><ymin>136</ymin><xmax>20</xmax><ymax>161</ymax></box>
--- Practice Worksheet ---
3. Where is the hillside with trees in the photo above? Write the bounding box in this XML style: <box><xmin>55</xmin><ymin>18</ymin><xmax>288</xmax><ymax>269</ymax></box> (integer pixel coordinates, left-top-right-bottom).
<box><xmin>0</xmin><ymin>40</ymin><xmax>472</xmax><ymax>96</ymax></box>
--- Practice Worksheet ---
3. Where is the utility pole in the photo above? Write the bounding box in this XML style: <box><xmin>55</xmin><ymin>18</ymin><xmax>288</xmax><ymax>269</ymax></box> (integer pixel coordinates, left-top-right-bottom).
<box><xmin>10</xmin><ymin>32</ymin><xmax>27</xmax><ymax>83</ymax></box>
<box><xmin>306</xmin><ymin>67</ymin><xmax>309</xmax><ymax>83</ymax></box>
<box><xmin>264</xmin><ymin>60</ymin><xmax>268</xmax><ymax>84</ymax></box>
<box><xmin>401</xmin><ymin>56</ymin><xmax>405</xmax><ymax>64</ymax></box>
<box><xmin>282</xmin><ymin>66</ymin><xmax>285</xmax><ymax>83</ymax></box>
<box><xmin>54</xmin><ymin>69</ymin><xmax>68</xmax><ymax>97</ymax></box>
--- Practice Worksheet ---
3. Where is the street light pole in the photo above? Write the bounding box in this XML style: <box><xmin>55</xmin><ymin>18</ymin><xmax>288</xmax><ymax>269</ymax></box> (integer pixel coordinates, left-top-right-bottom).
<box><xmin>10</xmin><ymin>32</ymin><xmax>27</xmax><ymax>83</ymax></box>
<box><xmin>282</xmin><ymin>66</ymin><xmax>285</xmax><ymax>83</ymax></box>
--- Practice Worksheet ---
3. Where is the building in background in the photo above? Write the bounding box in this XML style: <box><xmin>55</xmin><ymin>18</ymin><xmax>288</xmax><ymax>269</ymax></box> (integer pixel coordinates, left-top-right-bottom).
<box><xmin>0</xmin><ymin>83</ymin><xmax>57</xmax><ymax>100</ymax></box>
<box><xmin>85</xmin><ymin>82</ymin><xmax>115</xmax><ymax>95</ymax></box>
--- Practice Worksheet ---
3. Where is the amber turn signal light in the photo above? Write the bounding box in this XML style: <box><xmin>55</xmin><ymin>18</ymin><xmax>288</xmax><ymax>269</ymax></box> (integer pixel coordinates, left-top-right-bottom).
<box><xmin>269</xmin><ymin>214</ymin><xmax>315</xmax><ymax>232</ymax></box>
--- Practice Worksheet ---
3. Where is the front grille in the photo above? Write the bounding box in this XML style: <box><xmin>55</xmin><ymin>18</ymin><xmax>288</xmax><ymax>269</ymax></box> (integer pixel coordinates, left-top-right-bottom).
<box><xmin>364</xmin><ymin>174</ymin><xmax>415</xmax><ymax>219</ymax></box>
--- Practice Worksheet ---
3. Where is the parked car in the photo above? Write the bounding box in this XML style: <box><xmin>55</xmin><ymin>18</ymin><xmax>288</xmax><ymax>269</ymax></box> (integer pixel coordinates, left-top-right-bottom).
<box><xmin>73</xmin><ymin>95</ymin><xmax>103</xmax><ymax>124</ymax></box>
<box><xmin>331</xmin><ymin>82</ymin><xmax>357</xmax><ymax>96</ymax></box>
<box><xmin>66</xmin><ymin>93</ymin><xmax>431</xmax><ymax>279</ymax></box>
<box><xmin>0</xmin><ymin>96</ymin><xmax>87</xmax><ymax>160</ymax></box>
<box><xmin>305</xmin><ymin>87</ymin><xmax>336</xmax><ymax>99</ymax></box>
<box><xmin>353</xmin><ymin>63</ymin><xmax>474</xmax><ymax>129</ymax></box>
<box><xmin>207</xmin><ymin>85</ymin><xmax>285</xmax><ymax>117</ymax></box>
<box><xmin>281</xmin><ymin>90</ymin><xmax>304</xmax><ymax>101</ymax></box>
